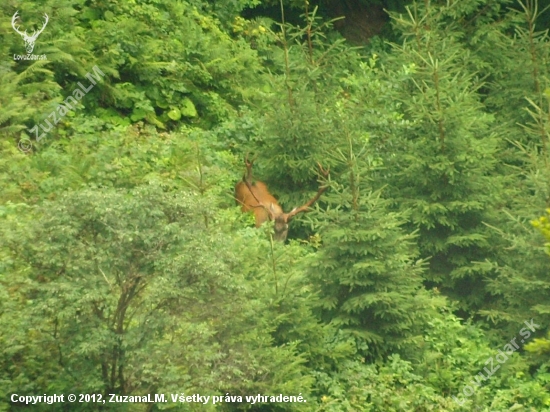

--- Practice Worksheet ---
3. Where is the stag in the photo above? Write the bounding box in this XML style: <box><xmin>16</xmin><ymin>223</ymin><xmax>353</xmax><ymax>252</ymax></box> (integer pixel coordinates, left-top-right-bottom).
<box><xmin>235</xmin><ymin>156</ymin><xmax>329</xmax><ymax>241</ymax></box>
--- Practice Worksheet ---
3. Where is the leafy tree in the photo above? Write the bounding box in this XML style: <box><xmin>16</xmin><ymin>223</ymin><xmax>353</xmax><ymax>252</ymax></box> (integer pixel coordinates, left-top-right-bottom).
<box><xmin>0</xmin><ymin>184</ymin><xmax>319</xmax><ymax>411</ymax></box>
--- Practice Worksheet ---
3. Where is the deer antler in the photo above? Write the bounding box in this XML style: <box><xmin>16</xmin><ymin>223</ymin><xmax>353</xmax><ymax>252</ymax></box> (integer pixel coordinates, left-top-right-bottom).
<box><xmin>11</xmin><ymin>11</ymin><xmax>26</xmax><ymax>37</ymax></box>
<box><xmin>33</xmin><ymin>13</ymin><xmax>49</xmax><ymax>39</ymax></box>
<box><xmin>11</xmin><ymin>12</ymin><xmax>49</xmax><ymax>38</ymax></box>
<box><xmin>240</xmin><ymin>154</ymin><xmax>275</xmax><ymax>217</ymax></box>
<box><xmin>285</xmin><ymin>162</ymin><xmax>330</xmax><ymax>221</ymax></box>
<box><xmin>11</xmin><ymin>11</ymin><xmax>49</xmax><ymax>54</ymax></box>
<box><xmin>243</xmin><ymin>153</ymin><xmax>258</xmax><ymax>183</ymax></box>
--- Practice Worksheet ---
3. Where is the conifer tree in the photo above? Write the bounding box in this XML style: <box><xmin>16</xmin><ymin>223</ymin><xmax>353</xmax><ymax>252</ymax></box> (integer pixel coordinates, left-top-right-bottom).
<box><xmin>468</xmin><ymin>0</ymin><xmax>550</xmax><ymax>335</ymax></box>
<box><xmin>309</xmin><ymin>100</ymin><xmax>444</xmax><ymax>359</ymax></box>
<box><xmin>378</xmin><ymin>0</ymin><xmax>503</xmax><ymax>312</ymax></box>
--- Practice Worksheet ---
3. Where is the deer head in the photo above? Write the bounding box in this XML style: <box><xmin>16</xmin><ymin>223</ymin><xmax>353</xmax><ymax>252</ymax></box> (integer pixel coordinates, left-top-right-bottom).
<box><xmin>12</xmin><ymin>11</ymin><xmax>49</xmax><ymax>54</ymax></box>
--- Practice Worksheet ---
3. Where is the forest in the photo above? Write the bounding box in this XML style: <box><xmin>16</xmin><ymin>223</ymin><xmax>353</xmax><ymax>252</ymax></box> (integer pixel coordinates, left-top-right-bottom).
<box><xmin>2</xmin><ymin>0</ymin><xmax>550</xmax><ymax>410</ymax></box>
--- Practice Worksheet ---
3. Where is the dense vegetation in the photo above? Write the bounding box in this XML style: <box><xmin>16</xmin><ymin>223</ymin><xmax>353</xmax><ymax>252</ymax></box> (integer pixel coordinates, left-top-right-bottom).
<box><xmin>2</xmin><ymin>0</ymin><xmax>550</xmax><ymax>410</ymax></box>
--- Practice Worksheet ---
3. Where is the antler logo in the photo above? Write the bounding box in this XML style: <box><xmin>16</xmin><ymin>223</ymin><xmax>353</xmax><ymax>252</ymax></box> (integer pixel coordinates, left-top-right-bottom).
<box><xmin>11</xmin><ymin>11</ymin><xmax>49</xmax><ymax>54</ymax></box>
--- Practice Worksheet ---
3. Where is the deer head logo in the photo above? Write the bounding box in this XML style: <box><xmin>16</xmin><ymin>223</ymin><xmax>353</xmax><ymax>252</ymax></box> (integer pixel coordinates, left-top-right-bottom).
<box><xmin>11</xmin><ymin>11</ymin><xmax>49</xmax><ymax>54</ymax></box>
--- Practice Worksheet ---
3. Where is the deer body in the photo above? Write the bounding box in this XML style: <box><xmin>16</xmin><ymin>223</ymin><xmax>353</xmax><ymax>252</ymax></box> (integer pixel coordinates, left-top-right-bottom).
<box><xmin>235</xmin><ymin>180</ymin><xmax>282</xmax><ymax>227</ymax></box>
<box><xmin>235</xmin><ymin>156</ymin><xmax>328</xmax><ymax>241</ymax></box>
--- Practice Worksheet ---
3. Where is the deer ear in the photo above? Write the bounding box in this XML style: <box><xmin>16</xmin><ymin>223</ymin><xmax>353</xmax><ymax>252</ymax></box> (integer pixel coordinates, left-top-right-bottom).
<box><xmin>268</xmin><ymin>203</ymin><xmax>277</xmax><ymax>219</ymax></box>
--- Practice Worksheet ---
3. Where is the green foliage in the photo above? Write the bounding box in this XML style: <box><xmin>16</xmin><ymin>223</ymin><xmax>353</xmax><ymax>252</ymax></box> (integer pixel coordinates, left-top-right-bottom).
<box><xmin>470</xmin><ymin>0</ymin><xmax>550</xmax><ymax>337</ymax></box>
<box><xmin>518</xmin><ymin>211</ymin><xmax>550</xmax><ymax>361</ymax></box>
<box><xmin>379</xmin><ymin>0</ymin><xmax>503</xmax><ymax>311</ymax></box>
<box><xmin>0</xmin><ymin>185</ymin><xmax>317</xmax><ymax>410</ymax></box>
<box><xmin>314</xmin><ymin>355</ymin><xmax>456</xmax><ymax>411</ymax></box>
<box><xmin>473</xmin><ymin>0</ymin><xmax>550</xmax><ymax>144</ymax></box>
<box><xmin>3</xmin><ymin>0</ymin><xmax>550</xmax><ymax>409</ymax></box>
<box><xmin>310</xmin><ymin>143</ymin><xmax>444</xmax><ymax>358</ymax></box>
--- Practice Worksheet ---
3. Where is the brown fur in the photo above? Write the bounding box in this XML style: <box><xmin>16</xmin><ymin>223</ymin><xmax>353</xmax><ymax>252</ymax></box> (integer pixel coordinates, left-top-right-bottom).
<box><xmin>235</xmin><ymin>158</ymin><xmax>328</xmax><ymax>241</ymax></box>
<box><xmin>235</xmin><ymin>180</ymin><xmax>283</xmax><ymax>227</ymax></box>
